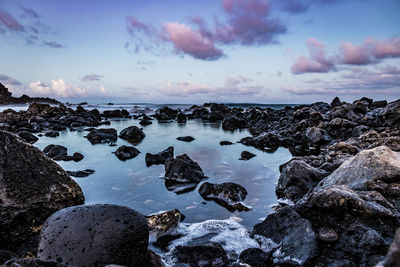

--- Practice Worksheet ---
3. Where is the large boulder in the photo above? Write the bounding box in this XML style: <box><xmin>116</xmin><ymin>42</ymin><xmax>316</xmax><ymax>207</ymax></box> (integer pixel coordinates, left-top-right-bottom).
<box><xmin>0</xmin><ymin>131</ymin><xmax>84</xmax><ymax>253</ymax></box>
<box><xmin>253</xmin><ymin>207</ymin><xmax>318</xmax><ymax>266</ymax></box>
<box><xmin>119</xmin><ymin>126</ymin><xmax>145</xmax><ymax>144</ymax></box>
<box><xmin>86</xmin><ymin>128</ymin><xmax>117</xmax><ymax>144</ymax></box>
<box><xmin>145</xmin><ymin>147</ymin><xmax>174</xmax><ymax>167</ymax></box>
<box><xmin>165</xmin><ymin>154</ymin><xmax>205</xmax><ymax>184</ymax></box>
<box><xmin>276</xmin><ymin>160</ymin><xmax>327</xmax><ymax>202</ymax></box>
<box><xmin>37</xmin><ymin>204</ymin><xmax>151</xmax><ymax>267</ymax></box>
<box><xmin>114</xmin><ymin>145</ymin><xmax>140</xmax><ymax>160</ymax></box>
<box><xmin>17</xmin><ymin>131</ymin><xmax>38</xmax><ymax>144</ymax></box>
<box><xmin>198</xmin><ymin>182</ymin><xmax>250</xmax><ymax>211</ymax></box>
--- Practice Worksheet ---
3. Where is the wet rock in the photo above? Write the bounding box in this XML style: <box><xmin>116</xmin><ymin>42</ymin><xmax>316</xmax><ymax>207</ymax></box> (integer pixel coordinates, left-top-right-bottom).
<box><xmin>87</xmin><ymin>128</ymin><xmax>117</xmax><ymax>144</ymax></box>
<box><xmin>119</xmin><ymin>126</ymin><xmax>145</xmax><ymax>144</ymax></box>
<box><xmin>305</xmin><ymin>127</ymin><xmax>331</xmax><ymax>145</ymax></box>
<box><xmin>276</xmin><ymin>160</ymin><xmax>327</xmax><ymax>202</ymax></box>
<box><xmin>72</xmin><ymin>152</ymin><xmax>84</xmax><ymax>162</ymax></box>
<box><xmin>139</xmin><ymin>119</ymin><xmax>152</xmax><ymax>126</ymax></box>
<box><xmin>43</xmin><ymin>144</ymin><xmax>68</xmax><ymax>160</ymax></box>
<box><xmin>381</xmin><ymin>100</ymin><xmax>400</xmax><ymax>126</ymax></box>
<box><xmin>114</xmin><ymin>145</ymin><xmax>140</xmax><ymax>160</ymax></box>
<box><xmin>145</xmin><ymin>146</ymin><xmax>174</xmax><ymax>167</ymax></box>
<box><xmin>164</xmin><ymin>242</ymin><xmax>228</xmax><ymax>267</ymax></box>
<box><xmin>27</xmin><ymin>103</ymin><xmax>51</xmax><ymax>114</ymax></box>
<box><xmin>253</xmin><ymin>207</ymin><xmax>318</xmax><ymax>266</ymax></box>
<box><xmin>176</xmin><ymin>136</ymin><xmax>195</xmax><ymax>142</ymax></box>
<box><xmin>66</xmin><ymin>169</ymin><xmax>95</xmax><ymax>177</ymax></box>
<box><xmin>0</xmin><ymin>131</ymin><xmax>84</xmax><ymax>253</ymax></box>
<box><xmin>379</xmin><ymin>228</ymin><xmax>400</xmax><ymax>267</ymax></box>
<box><xmin>37</xmin><ymin>204</ymin><xmax>149</xmax><ymax>267</ymax></box>
<box><xmin>220</xmin><ymin>141</ymin><xmax>233</xmax><ymax>146</ymax></box>
<box><xmin>199</xmin><ymin>182</ymin><xmax>250</xmax><ymax>211</ymax></box>
<box><xmin>156</xmin><ymin>107</ymin><xmax>178</xmax><ymax>121</ymax></box>
<box><xmin>240</xmin><ymin>151</ymin><xmax>256</xmax><ymax>160</ymax></box>
<box><xmin>102</xmin><ymin>109</ymin><xmax>129</xmax><ymax>118</ymax></box>
<box><xmin>331</xmin><ymin>97</ymin><xmax>342</xmax><ymax>107</ymax></box>
<box><xmin>44</xmin><ymin>131</ymin><xmax>59</xmax><ymax>138</ymax></box>
<box><xmin>146</xmin><ymin>209</ymin><xmax>184</xmax><ymax>240</ymax></box>
<box><xmin>222</xmin><ymin>115</ymin><xmax>247</xmax><ymax>130</ymax></box>
<box><xmin>317</xmin><ymin>227</ymin><xmax>339</xmax><ymax>243</ymax></box>
<box><xmin>165</xmin><ymin>154</ymin><xmax>206</xmax><ymax>184</ymax></box>
<box><xmin>239</xmin><ymin>248</ymin><xmax>272</xmax><ymax>267</ymax></box>
<box><xmin>17</xmin><ymin>131</ymin><xmax>38</xmax><ymax>144</ymax></box>
<box><xmin>0</xmin><ymin>258</ymin><xmax>69</xmax><ymax>267</ymax></box>
<box><xmin>177</xmin><ymin>113</ymin><xmax>187</xmax><ymax>123</ymax></box>
<box><xmin>240</xmin><ymin>132</ymin><xmax>281</xmax><ymax>152</ymax></box>
<box><xmin>373</xmin><ymin>100</ymin><xmax>387</xmax><ymax>108</ymax></box>
<box><xmin>0</xmin><ymin>250</ymin><xmax>18</xmax><ymax>265</ymax></box>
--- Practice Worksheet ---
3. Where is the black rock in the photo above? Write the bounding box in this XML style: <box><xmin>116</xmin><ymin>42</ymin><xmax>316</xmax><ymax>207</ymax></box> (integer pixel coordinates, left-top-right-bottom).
<box><xmin>331</xmin><ymin>96</ymin><xmax>342</xmax><ymax>107</ymax></box>
<box><xmin>87</xmin><ymin>128</ymin><xmax>117</xmax><ymax>144</ymax></box>
<box><xmin>1</xmin><ymin>258</ymin><xmax>69</xmax><ymax>267</ymax></box>
<box><xmin>145</xmin><ymin>146</ymin><xmax>174</xmax><ymax>167</ymax></box>
<box><xmin>17</xmin><ymin>131</ymin><xmax>38</xmax><ymax>144</ymax></box>
<box><xmin>139</xmin><ymin>119</ymin><xmax>152</xmax><ymax>126</ymax></box>
<box><xmin>114</xmin><ymin>145</ymin><xmax>141</xmax><ymax>160</ymax></box>
<box><xmin>177</xmin><ymin>136</ymin><xmax>195</xmax><ymax>142</ymax></box>
<box><xmin>380</xmin><ymin>228</ymin><xmax>400</xmax><ymax>267</ymax></box>
<box><xmin>0</xmin><ymin>250</ymin><xmax>18</xmax><ymax>265</ymax></box>
<box><xmin>0</xmin><ymin>131</ymin><xmax>84</xmax><ymax>254</ymax></box>
<box><xmin>146</xmin><ymin>209</ymin><xmax>184</xmax><ymax>240</ymax></box>
<box><xmin>44</xmin><ymin>131</ymin><xmax>59</xmax><ymax>138</ymax></box>
<box><xmin>220</xmin><ymin>141</ymin><xmax>233</xmax><ymax>146</ymax></box>
<box><xmin>37</xmin><ymin>204</ymin><xmax>150</xmax><ymax>267</ymax></box>
<box><xmin>43</xmin><ymin>144</ymin><xmax>68</xmax><ymax>160</ymax></box>
<box><xmin>164</xmin><ymin>242</ymin><xmax>228</xmax><ymax>267</ymax></box>
<box><xmin>177</xmin><ymin>113</ymin><xmax>187</xmax><ymax>123</ymax></box>
<box><xmin>119</xmin><ymin>126</ymin><xmax>145</xmax><ymax>144</ymax></box>
<box><xmin>165</xmin><ymin>154</ymin><xmax>206</xmax><ymax>184</ymax></box>
<box><xmin>239</xmin><ymin>248</ymin><xmax>272</xmax><ymax>267</ymax></box>
<box><xmin>156</xmin><ymin>107</ymin><xmax>178</xmax><ymax>121</ymax></box>
<box><xmin>240</xmin><ymin>151</ymin><xmax>256</xmax><ymax>160</ymax></box>
<box><xmin>66</xmin><ymin>169</ymin><xmax>95</xmax><ymax>177</ymax></box>
<box><xmin>222</xmin><ymin>115</ymin><xmax>247</xmax><ymax>130</ymax></box>
<box><xmin>199</xmin><ymin>182</ymin><xmax>250</xmax><ymax>211</ymax></box>
<box><xmin>72</xmin><ymin>152</ymin><xmax>84</xmax><ymax>162</ymax></box>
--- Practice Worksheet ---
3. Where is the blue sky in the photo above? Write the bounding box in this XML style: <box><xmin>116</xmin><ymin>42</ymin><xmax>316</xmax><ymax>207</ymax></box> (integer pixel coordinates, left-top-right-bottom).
<box><xmin>0</xmin><ymin>0</ymin><xmax>399</xmax><ymax>103</ymax></box>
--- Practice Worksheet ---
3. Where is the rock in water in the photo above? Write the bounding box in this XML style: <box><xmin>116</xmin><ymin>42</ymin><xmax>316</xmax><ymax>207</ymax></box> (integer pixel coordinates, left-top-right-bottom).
<box><xmin>86</xmin><ymin>128</ymin><xmax>117</xmax><ymax>144</ymax></box>
<box><xmin>0</xmin><ymin>258</ymin><xmax>69</xmax><ymax>266</ymax></box>
<box><xmin>0</xmin><ymin>130</ymin><xmax>84</xmax><ymax>253</ymax></box>
<box><xmin>119</xmin><ymin>126</ymin><xmax>145</xmax><ymax>144</ymax></box>
<box><xmin>239</xmin><ymin>248</ymin><xmax>272</xmax><ymax>267</ymax></box>
<box><xmin>222</xmin><ymin>115</ymin><xmax>247</xmax><ymax>130</ymax></box>
<box><xmin>43</xmin><ymin>144</ymin><xmax>68</xmax><ymax>160</ymax></box>
<box><xmin>240</xmin><ymin>151</ymin><xmax>256</xmax><ymax>160</ymax></box>
<box><xmin>165</xmin><ymin>154</ymin><xmax>205</xmax><ymax>183</ymax></box>
<box><xmin>176</xmin><ymin>136</ymin><xmax>195</xmax><ymax>142</ymax></box>
<box><xmin>37</xmin><ymin>204</ymin><xmax>150</xmax><ymax>267</ymax></box>
<box><xmin>146</xmin><ymin>209</ymin><xmax>184</xmax><ymax>241</ymax></box>
<box><xmin>164</xmin><ymin>242</ymin><xmax>228</xmax><ymax>267</ymax></box>
<box><xmin>17</xmin><ymin>131</ymin><xmax>38</xmax><ymax>144</ymax></box>
<box><xmin>114</xmin><ymin>145</ymin><xmax>140</xmax><ymax>160</ymax></box>
<box><xmin>145</xmin><ymin>146</ymin><xmax>174</xmax><ymax>166</ymax></box>
<box><xmin>198</xmin><ymin>182</ymin><xmax>250</xmax><ymax>211</ymax></box>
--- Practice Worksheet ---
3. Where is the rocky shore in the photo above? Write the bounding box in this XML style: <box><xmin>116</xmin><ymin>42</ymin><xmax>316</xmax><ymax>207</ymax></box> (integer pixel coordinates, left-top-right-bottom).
<box><xmin>0</xmin><ymin>81</ymin><xmax>399</xmax><ymax>266</ymax></box>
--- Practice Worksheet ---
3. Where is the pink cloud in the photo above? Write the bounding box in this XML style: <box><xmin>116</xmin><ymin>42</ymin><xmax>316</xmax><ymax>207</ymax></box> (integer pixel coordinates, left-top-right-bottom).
<box><xmin>162</xmin><ymin>22</ymin><xmax>223</xmax><ymax>60</ymax></box>
<box><xmin>366</xmin><ymin>37</ymin><xmax>400</xmax><ymax>59</ymax></box>
<box><xmin>291</xmin><ymin>38</ymin><xmax>335</xmax><ymax>74</ymax></box>
<box><xmin>0</xmin><ymin>10</ymin><xmax>24</xmax><ymax>32</ymax></box>
<box><xmin>339</xmin><ymin>42</ymin><xmax>372</xmax><ymax>65</ymax></box>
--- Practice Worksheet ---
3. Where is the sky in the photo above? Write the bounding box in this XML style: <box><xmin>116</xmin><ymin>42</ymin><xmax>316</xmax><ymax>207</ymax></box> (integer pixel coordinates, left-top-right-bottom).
<box><xmin>0</xmin><ymin>0</ymin><xmax>399</xmax><ymax>104</ymax></box>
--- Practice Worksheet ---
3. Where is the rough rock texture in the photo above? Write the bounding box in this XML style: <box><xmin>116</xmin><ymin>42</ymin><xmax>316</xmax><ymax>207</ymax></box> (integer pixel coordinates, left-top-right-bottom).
<box><xmin>379</xmin><ymin>228</ymin><xmax>400</xmax><ymax>267</ymax></box>
<box><xmin>145</xmin><ymin>147</ymin><xmax>174</xmax><ymax>167</ymax></box>
<box><xmin>43</xmin><ymin>145</ymin><xmax>68</xmax><ymax>160</ymax></box>
<box><xmin>276</xmin><ymin>159</ymin><xmax>327</xmax><ymax>202</ymax></box>
<box><xmin>0</xmin><ymin>258</ymin><xmax>69</xmax><ymax>267</ymax></box>
<box><xmin>164</xmin><ymin>242</ymin><xmax>229</xmax><ymax>267</ymax></box>
<box><xmin>38</xmin><ymin>204</ymin><xmax>150</xmax><ymax>267</ymax></box>
<box><xmin>0</xmin><ymin>131</ymin><xmax>84</xmax><ymax>253</ymax></box>
<box><xmin>165</xmin><ymin>154</ymin><xmax>205</xmax><ymax>184</ymax></box>
<box><xmin>146</xmin><ymin>209</ymin><xmax>183</xmax><ymax>240</ymax></box>
<box><xmin>222</xmin><ymin>115</ymin><xmax>247</xmax><ymax>130</ymax></box>
<box><xmin>114</xmin><ymin>145</ymin><xmax>140</xmax><ymax>160</ymax></box>
<box><xmin>17</xmin><ymin>131</ymin><xmax>38</xmax><ymax>144</ymax></box>
<box><xmin>87</xmin><ymin>128</ymin><xmax>117</xmax><ymax>144</ymax></box>
<box><xmin>199</xmin><ymin>182</ymin><xmax>250</xmax><ymax>211</ymax></box>
<box><xmin>239</xmin><ymin>248</ymin><xmax>272</xmax><ymax>267</ymax></box>
<box><xmin>119</xmin><ymin>126</ymin><xmax>145</xmax><ymax>144</ymax></box>
<box><xmin>253</xmin><ymin>207</ymin><xmax>318</xmax><ymax>266</ymax></box>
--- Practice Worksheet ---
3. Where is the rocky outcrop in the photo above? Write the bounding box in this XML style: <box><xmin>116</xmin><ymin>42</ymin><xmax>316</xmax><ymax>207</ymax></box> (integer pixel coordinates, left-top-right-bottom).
<box><xmin>37</xmin><ymin>204</ymin><xmax>152</xmax><ymax>267</ymax></box>
<box><xmin>0</xmin><ymin>131</ymin><xmax>84</xmax><ymax>254</ymax></box>
<box><xmin>0</xmin><ymin>83</ymin><xmax>59</xmax><ymax>105</ymax></box>
<box><xmin>222</xmin><ymin>115</ymin><xmax>247</xmax><ymax>130</ymax></box>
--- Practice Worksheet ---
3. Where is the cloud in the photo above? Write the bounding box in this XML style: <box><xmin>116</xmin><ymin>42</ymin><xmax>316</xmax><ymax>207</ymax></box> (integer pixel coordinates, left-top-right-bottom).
<box><xmin>339</xmin><ymin>42</ymin><xmax>372</xmax><ymax>65</ymax></box>
<box><xmin>276</xmin><ymin>0</ymin><xmax>356</xmax><ymax>14</ymax></box>
<box><xmin>225</xmin><ymin>75</ymin><xmax>252</xmax><ymax>87</ymax></box>
<box><xmin>126</xmin><ymin>0</ymin><xmax>286</xmax><ymax>60</ymax></box>
<box><xmin>366</xmin><ymin>37</ymin><xmax>400</xmax><ymax>59</ymax></box>
<box><xmin>0</xmin><ymin>10</ymin><xmax>24</xmax><ymax>32</ymax></box>
<box><xmin>82</xmin><ymin>74</ymin><xmax>104</xmax><ymax>82</ymax></box>
<box><xmin>291</xmin><ymin>38</ymin><xmax>336</xmax><ymax>74</ymax></box>
<box><xmin>0</xmin><ymin>74</ymin><xmax>22</xmax><ymax>86</ymax></box>
<box><xmin>43</xmin><ymin>41</ymin><xmax>65</xmax><ymax>48</ymax></box>
<box><xmin>20</xmin><ymin>6</ymin><xmax>39</xmax><ymax>19</ymax></box>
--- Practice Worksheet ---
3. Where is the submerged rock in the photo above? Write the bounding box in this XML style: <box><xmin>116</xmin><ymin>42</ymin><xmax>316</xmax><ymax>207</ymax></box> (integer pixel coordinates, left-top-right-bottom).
<box><xmin>44</xmin><ymin>131</ymin><xmax>59</xmax><ymax>138</ymax></box>
<box><xmin>72</xmin><ymin>152</ymin><xmax>84</xmax><ymax>162</ymax></box>
<box><xmin>119</xmin><ymin>126</ymin><xmax>145</xmax><ymax>144</ymax></box>
<box><xmin>145</xmin><ymin>146</ymin><xmax>174</xmax><ymax>166</ymax></box>
<box><xmin>139</xmin><ymin>119</ymin><xmax>152</xmax><ymax>126</ymax></box>
<box><xmin>38</xmin><ymin>204</ymin><xmax>150</xmax><ymax>267</ymax></box>
<box><xmin>164</xmin><ymin>242</ymin><xmax>229</xmax><ymax>267</ymax></box>
<box><xmin>165</xmin><ymin>154</ymin><xmax>206</xmax><ymax>184</ymax></box>
<box><xmin>87</xmin><ymin>128</ymin><xmax>117</xmax><ymax>144</ymax></box>
<box><xmin>199</xmin><ymin>182</ymin><xmax>250</xmax><ymax>211</ymax></box>
<box><xmin>0</xmin><ymin>131</ymin><xmax>84</xmax><ymax>253</ymax></box>
<box><xmin>114</xmin><ymin>145</ymin><xmax>140</xmax><ymax>160</ymax></box>
<box><xmin>176</xmin><ymin>136</ymin><xmax>195</xmax><ymax>142</ymax></box>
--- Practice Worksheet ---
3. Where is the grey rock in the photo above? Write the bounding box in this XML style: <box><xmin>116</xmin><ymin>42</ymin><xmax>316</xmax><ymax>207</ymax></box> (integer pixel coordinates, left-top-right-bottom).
<box><xmin>114</xmin><ymin>145</ymin><xmax>140</xmax><ymax>161</ymax></box>
<box><xmin>87</xmin><ymin>128</ymin><xmax>117</xmax><ymax>144</ymax></box>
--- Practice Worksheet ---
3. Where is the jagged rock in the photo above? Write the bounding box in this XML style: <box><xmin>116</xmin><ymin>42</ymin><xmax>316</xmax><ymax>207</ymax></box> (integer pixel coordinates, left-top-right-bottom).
<box><xmin>0</xmin><ymin>131</ymin><xmax>84</xmax><ymax>254</ymax></box>
<box><xmin>87</xmin><ymin>128</ymin><xmax>117</xmax><ymax>144</ymax></box>
<box><xmin>119</xmin><ymin>126</ymin><xmax>145</xmax><ymax>144</ymax></box>
<box><xmin>331</xmin><ymin>97</ymin><xmax>342</xmax><ymax>107</ymax></box>
<box><xmin>114</xmin><ymin>145</ymin><xmax>140</xmax><ymax>160</ymax></box>
<box><xmin>37</xmin><ymin>204</ymin><xmax>150</xmax><ymax>267</ymax></box>
<box><xmin>145</xmin><ymin>147</ymin><xmax>174</xmax><ymax>167</ymax></box>
<box><xmin>165</xmin><ymin>154</ymin><xmax>205</xmax><ymax>184</ymax></box>
<box><xmin>146</xmin><ymin>209</ymin><xmax>184</xmax><ymax>240</ymax></box>
<box><xmin>156</xmin><ymin>107</ymin><xmax>178</xmax><ymax>121</ymax></box>
<box><xmin>199</xmin><ymin>182</ymin><xmax>250</xmax><ymax>211</ymax></box>
<box><xmin>379</xmin><ymin>228</ymin><xmax>400</xmax><ymax>267</ymax></box>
